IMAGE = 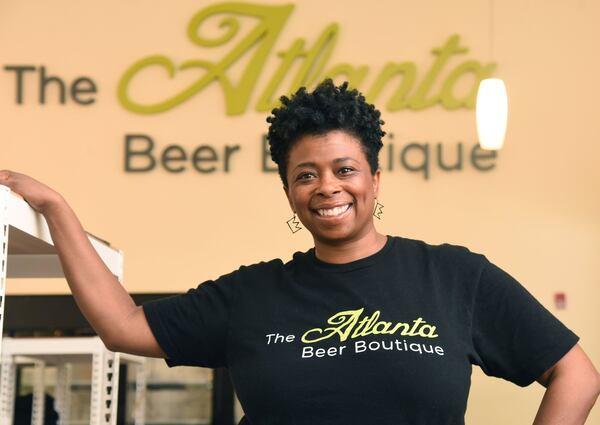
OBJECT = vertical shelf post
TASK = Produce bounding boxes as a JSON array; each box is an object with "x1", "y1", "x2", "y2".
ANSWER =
[
  {"x1": 0, "y1": 353, "x2": 16, "y2": 425},
  {"x1": 55, "y1": 363, "x2": 72, "y2": 425},
  {"x1": 0, "y1": 187, "x2": 10, "y2": 359},
  {"x1": 30, "y1": 359, "x2": 46, "y2": 425},
  {"x1": 133, "y1": 362, "x2": 146, "y2": 425}
]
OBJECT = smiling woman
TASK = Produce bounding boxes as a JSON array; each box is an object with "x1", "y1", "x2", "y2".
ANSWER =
[
  {"x1": 267, "y1": 79, "x2": 388, "y2": 263},
  {"x1": 282, "y1": 130, "x2": 385, "y2": 261},
  {"x1": 1, "y1": 79, "x2": 598, "y2": 425},
  {"x1": 144, "y1": 80, "x2": 597, "y2": 425}
]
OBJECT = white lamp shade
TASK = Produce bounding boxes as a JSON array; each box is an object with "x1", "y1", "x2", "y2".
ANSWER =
[{"x1": 476, "y1": 78, "x2": 508, "y2": 150}]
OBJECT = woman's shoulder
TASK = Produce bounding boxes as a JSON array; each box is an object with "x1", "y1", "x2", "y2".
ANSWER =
[
  {"x1": 389, "y1": 234, "x2": 488, "y2": 268},
  {"x1": 234, "y1": 257, "x2": 287, "y2": 276}
]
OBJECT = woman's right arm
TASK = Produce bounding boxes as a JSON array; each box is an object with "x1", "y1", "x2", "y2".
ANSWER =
[{"x1": 0, "y1": 170, "x2": 166, "y2": 358}]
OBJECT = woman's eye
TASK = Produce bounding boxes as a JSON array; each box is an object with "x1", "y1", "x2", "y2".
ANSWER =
[
  {"x1": 339, "y1": 167, "x2": 354, "y2": 174},
  {"x1": 297, "y1": 172, "x2": 314, "y2": 180}
]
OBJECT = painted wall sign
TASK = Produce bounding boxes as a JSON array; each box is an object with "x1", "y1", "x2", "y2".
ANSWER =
[
  {"x1": 1, "y1": 1, "x2": 500, "y2": 180},
  {"x1": 117, "y1": 3, "x2": 496, "y2": 115}
]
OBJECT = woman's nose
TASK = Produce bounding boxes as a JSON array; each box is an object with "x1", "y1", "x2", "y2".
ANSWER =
[{"x1": 316, "y1": 171, "x2": 341, "y2": 196}]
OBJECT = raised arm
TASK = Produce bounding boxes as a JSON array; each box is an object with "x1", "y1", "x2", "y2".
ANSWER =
[{"x1": 0, "y1": 170, "x2": 165, "y2": 358}]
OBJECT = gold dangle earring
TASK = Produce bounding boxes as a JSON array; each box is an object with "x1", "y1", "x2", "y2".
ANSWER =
[
  {"x1": 373, "y1": 198, "x2": 384, "y2": 219},
  {"x1": 286, "y1": 212, "x2": 302, "y2": 233}
]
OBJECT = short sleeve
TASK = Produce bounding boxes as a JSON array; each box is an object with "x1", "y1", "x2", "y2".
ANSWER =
[
  {"x1": 470, "y1": 256, "x2": 579, "y2": 387},
  {"x1": 142, "y1": 268, "x2": 239, "y2": 369}
]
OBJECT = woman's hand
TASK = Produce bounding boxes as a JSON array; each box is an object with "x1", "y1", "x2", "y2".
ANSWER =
[{"x1": 0, "y1": 170, "x2": 64, "y2": 214}]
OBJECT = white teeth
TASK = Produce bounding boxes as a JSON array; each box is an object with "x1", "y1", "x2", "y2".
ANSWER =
[{"x1": 317, "y1": 204, "x2": 350, "y2": 217}]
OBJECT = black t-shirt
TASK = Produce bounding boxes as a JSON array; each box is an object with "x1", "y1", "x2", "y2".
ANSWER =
[{"x1": 143, "y1": 235, "x2": 579, "y2": 425}]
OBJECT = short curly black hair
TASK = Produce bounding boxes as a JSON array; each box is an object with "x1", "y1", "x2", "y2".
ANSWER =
[{"x1": 266, "y1": 79, "x2": 385, "y2": 188}]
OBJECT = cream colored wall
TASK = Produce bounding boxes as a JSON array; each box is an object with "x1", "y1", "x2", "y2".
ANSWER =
[{"x1": 1, "y1": 0, "x2": 599, "y2": 423}]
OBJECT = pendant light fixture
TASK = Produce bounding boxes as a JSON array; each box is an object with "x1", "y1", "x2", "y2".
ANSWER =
[{"x1": 476, "y1": 0, "x2": 508, "y2": 150}]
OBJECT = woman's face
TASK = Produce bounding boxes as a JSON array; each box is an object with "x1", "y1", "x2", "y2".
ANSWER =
[{"x1": 284, "y1": 130, "x2": 380, "y2": 244}]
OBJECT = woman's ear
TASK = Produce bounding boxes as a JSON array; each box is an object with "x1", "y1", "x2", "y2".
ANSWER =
[
  {"x1": 283, "y1": 185, "x2": 294, "y2": 212},
  {"x1": 373, "y1": 168, "x2": 381, "y2": 198}
]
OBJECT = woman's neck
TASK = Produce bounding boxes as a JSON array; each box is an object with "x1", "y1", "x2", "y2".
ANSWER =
[{"x1": 313, "y1": 230, "x2": 388, "y2": 264}]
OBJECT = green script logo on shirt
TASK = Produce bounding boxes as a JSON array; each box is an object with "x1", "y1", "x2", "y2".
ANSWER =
[{"x1": 301, "y1": 308, "x2": 439, "y2": 344}]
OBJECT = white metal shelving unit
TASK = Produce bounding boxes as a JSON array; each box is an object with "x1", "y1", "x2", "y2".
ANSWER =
[
  {"x1": 2, "y1": 337, "x2": 146, "y2": 425},
  {"x1": 0, "y1": 186, "x2": 146, "y2": 425}
]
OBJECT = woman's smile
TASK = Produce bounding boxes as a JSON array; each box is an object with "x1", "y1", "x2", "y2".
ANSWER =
[{"x1": 313, "y1": 202, "x2": 352, "y2": 217}]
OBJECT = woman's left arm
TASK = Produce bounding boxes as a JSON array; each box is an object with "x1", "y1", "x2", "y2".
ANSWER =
[{"x1": 533, "y1": 344, "x2": 600, "y2": 424}]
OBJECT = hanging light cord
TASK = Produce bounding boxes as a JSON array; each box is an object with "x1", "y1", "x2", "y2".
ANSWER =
[{"x1": 489, "y1": 0, "x2": 495, "y2": 61}]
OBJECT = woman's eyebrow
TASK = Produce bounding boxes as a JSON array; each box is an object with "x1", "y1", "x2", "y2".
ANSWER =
[
  {"x1": 333, "y1": 157, "x2": 359, "y2": 164},
  {"x1": 293, "y1": 157, "x2": 359, "y2": 171}
]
